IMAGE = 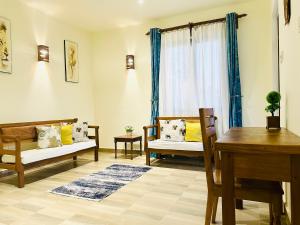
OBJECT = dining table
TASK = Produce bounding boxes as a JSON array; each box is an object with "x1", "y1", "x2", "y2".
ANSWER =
[{"x1": 215, "y1": 127, "x2": 300, "y2": 225}]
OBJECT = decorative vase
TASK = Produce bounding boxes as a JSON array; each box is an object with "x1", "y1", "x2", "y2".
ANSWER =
[
  {"x1": 266, "y1": 116, "x2": 280, "y2": 129},
  {"x1": 126, "y1": 131, "x2": 133, "y2": 136}
]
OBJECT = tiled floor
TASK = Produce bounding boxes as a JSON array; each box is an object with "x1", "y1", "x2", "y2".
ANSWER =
[{"x1": 0, "y1": 152, "x2": 287, "y2": 225}]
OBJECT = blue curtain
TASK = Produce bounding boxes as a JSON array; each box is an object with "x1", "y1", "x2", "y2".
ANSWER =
[
  {"x1": 226, "y1": 13, "x2": 243, "y2": 128},
  {"x1": 150, "y1": 28, "x2": 161, "y2": 135}
]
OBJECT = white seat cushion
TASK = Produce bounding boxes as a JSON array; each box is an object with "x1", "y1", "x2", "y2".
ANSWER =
[
  {"x1": 148, "y1": 139, "x2": 203, "y2": 151},
  {"x1": 2, "y1": 140, "x2": 96, "y2": 164}
]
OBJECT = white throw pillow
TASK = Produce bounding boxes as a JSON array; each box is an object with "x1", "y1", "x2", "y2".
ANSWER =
[
  {"x1": 73, "y1": 122, "x2": 89, "y2": 143},
  {"x1": 160, "y1": 119, "x2": 186, "y2": 142},
  {"x1": 36, "y1": 126, "x2": 62, "y2": 149}
]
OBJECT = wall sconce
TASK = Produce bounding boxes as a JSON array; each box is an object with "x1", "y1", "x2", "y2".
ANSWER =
[
  {"x1": 126, "y1": 55, "x2": 135, "y2": 69},
  {"x1": 38, "y1": 45, "x2": 49, "y2": 62}
]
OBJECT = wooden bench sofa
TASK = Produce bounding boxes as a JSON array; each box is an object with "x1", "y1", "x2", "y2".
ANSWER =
[
  {"x1": 0, "y1": 118, "x2": 99, "y2": 188},
  {"x1": 143, "y1": 116, "x2": 203, "y2": 166}
]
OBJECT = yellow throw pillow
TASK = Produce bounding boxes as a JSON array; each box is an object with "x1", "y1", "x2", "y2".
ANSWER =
[
  {"x1": 185, "y1": 121, "x2": 202, "y2": 142},
  {"x1": 61, "y1": 125, "x2": 73, "y2": 145}
]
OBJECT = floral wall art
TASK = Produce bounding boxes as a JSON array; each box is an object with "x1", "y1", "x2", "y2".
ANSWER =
[
  {"x1": 64, "y1": 40, "x2": 79, "y2": 83},
  {"x1": 0, "y1": 17, "x2": 12, "y2": 74}
]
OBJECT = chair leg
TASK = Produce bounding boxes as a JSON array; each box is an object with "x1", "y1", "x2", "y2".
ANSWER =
[
  {"x1": 269, "y1": 204, "x2": 274, "y2": 225},
  {"x1": 212, "y1": 197, "x2": 218, "y2": 223},
  {"x1": 236, "y1": 199, "x2": 243, "y2": 209},
  {"x1": 272, "y1": 198, "x2": 282, "y2": 225},
  {"x1": 205, "y1": 192, "x2": 214, "y2": 225}
]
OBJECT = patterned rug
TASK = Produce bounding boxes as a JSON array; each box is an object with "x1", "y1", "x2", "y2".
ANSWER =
[{"x1": 50, "y1": 164, "x2": 151, "y2": 201}]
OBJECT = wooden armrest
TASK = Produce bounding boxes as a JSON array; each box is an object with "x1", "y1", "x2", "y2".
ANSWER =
[
  {"x1": 143, "y1": 124, "x2": 158, "y2": 130},
  {"x1": 143, "y1": 125, "x2": 158, "y2": 149},
  {"x1": 88, "y1": 125, "x2": 99, "y2": 129},
  {"x1": 0, "y1": 135, "x2": 21, "y2": 164},
  {"x1": 87, "y1": 125, "x2": 99, "y2": 148}
]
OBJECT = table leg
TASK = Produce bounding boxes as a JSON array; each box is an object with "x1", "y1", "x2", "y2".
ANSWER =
[
  {"x1": 221, "y1": 152, "x2": 236, "y2": 225},
  {"x1": 236, "y1": 199, "x2": 243, "y2": 209},
  {"x1": 140, "y1": 139, "x2": 142, "y2": 156},
  {"x1": 291, "y1": 155, "x2": 300, "y2": 225},
  {"x1": 125, "y1": 142, "x2": 127, "y2": 156},
  {"x1": 131, "y1": 141, "x2": 133, "y2": 160},
  {"x1": 114, "y1": 141, "x2": 117, "y2": 159}
]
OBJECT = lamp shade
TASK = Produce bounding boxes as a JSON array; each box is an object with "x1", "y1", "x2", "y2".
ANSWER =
[
  {"x1": 38, "y1": 45, "x2": 49, "y2": 62},
  {"x1": 126, "y1": 55, "x2": 135, "y2": 69}
]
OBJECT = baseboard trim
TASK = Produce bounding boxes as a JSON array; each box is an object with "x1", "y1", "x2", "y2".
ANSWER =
[{"x1": 99, "y1": 148, "x2": 114, "y2": 153}]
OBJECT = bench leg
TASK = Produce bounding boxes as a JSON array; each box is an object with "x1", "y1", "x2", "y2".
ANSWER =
[
  {"x1": 94, "y1": 147, "x2": 99, "y2": 162},
  {"x1": 236, "y1": 199, "x2": 243, "y2": 209},
  {"x1": 17, "y1": 167, "x2": 25, "y2": 188},
  {"x1": 146, "y1": 150, "x2": 150, "y2": 166}
]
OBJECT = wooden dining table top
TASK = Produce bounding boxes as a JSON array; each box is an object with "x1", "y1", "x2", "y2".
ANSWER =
[{"x1": 215, "y1": 127, "x2": 300, "y2": 155}]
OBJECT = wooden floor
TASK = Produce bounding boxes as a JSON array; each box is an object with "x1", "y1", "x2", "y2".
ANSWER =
[{"x1": 0, "y1": 151, "x2": 287, "y2": 225}]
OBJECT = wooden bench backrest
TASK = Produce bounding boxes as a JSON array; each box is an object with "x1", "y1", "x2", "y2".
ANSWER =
[
  {"x1": 0, "y1": 118, "x2": 78, "y2": 142},
  {"x1": 155, "y1": 116, "x2": 200, "y2": 139}
]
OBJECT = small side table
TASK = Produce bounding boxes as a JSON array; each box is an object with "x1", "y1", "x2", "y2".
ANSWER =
[{"x1": 114, "y1": 135, "x2": 142, "y2": 160}]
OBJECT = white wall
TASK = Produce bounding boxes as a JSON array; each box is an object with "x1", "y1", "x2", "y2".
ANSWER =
[
  {"x1": 92, "y1": 0, "x2": 274, "y2": 148},
  {"x1": 278, "y1": 0, "x2": 300, "y2": 219},
  {"x1": 92, "y1": 23, "x2": 154, "y2": 149},
  {"x1": 0, "y1": 0, "x2": 95, "y2": 124},
  {"x1": 0, "y1": 0, "x2": 275, "y2": 150}
]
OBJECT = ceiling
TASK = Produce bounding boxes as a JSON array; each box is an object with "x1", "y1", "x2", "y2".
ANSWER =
[{"x1": 20, "y1": 0, "x2": 250, "y2": 32}]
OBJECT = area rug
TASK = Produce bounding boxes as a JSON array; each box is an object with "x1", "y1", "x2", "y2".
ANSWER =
[{"x1": 50, "y1": 164, "x2": 151, "y2": 201}]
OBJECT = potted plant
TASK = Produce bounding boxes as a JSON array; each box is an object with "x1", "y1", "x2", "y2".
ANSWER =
[
  {"x1": 125, "y1": 126, "x2": 134, "y2": 136},
  {"x1": 265, "y1": 91, "x2": 281, "y2": 129}
]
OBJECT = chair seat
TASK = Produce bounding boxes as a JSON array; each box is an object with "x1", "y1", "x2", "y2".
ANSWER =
[
  {"x1": 213, "y1": 169, "x2": 283, "y2": 200},
  {"x1": 2, "y1": 140, "x2": 96, "y2": 164},
  {"x1": 148, "y1": 139, "x2": 203, "y2": 151},
  {"x1": 238, "y1": 179, "x2": 284, "y2": 194}
]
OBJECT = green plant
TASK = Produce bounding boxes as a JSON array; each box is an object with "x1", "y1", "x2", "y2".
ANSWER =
[
  {"x1": 265, "y1": 91, "x2": 281, "y2": 117},
  {"x1": 125, "y1": 126, "x2": 134, "y2": 132}
]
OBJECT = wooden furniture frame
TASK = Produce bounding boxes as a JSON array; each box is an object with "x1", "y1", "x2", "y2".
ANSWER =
[
  {"x1": 200, "y1": 108, "x2": 283, "y2": 225},
  {"x1": 143, "y1": 116, "x2": 203, "y2": 166},
  {"x1": 0, "y1": 118, "x2": 99, "y2": 188},
  {"x1": 114, "y1": 135, "x2": 142, "y2": 160},
  {"x1": 215, "y1": 127, "x2": 300, "y2": 225}
]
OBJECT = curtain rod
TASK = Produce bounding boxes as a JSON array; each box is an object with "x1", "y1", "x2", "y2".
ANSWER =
[{"x1": 145, "y1": 13, "x2": 247, "y2": 35}]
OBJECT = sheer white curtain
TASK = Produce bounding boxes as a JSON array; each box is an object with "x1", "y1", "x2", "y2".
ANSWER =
[
  {"x1": 159, "y1": 29, "x2": 197, "y2": 116},
  {"x1": 193, "y1": 22, "x2": 229, "y2": 134},
  {"x1": 159, "y1": 23, "x2": 229, "y2": 134}
]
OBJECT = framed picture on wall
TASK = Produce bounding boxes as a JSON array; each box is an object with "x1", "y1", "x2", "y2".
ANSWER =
[
  {"x1": 64, "y1": 40, "x2": 79, "y2": 83},
  {"x1": 0, "y1": 17, "x2": 12, "y2": 74}
]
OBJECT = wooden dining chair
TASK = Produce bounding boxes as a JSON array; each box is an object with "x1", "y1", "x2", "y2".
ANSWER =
[{"x1": 199, "y1": 108, "x2": 283, "y2": 225}]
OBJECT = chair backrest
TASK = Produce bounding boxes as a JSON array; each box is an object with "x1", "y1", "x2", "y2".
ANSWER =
[
  {"x1": 155, "y1": 116, "x2": 200, "y2": 139},
  {"x1": 199, "y1": 108, "x2": 220, "y2": 189},
  {"x1": 0, "y1": 118, "x2": 78, "y2": 143}
]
